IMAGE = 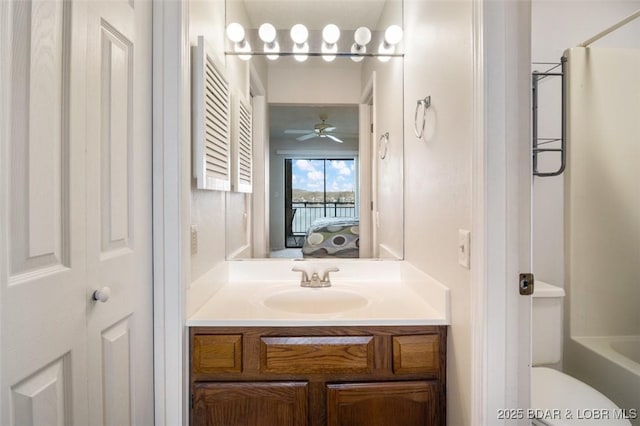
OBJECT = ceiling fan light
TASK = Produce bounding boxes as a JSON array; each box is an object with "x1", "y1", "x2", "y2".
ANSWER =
[
  {"x1": 384, "y1": 24, "x2": 403, "y2": 45},
  {"x1": 226, "y1": 22, "x2": 245, "y2": 43},
  {"x1": 322, "y1": 24, "x2": 341, "y2": 45},
  {"x1": 290, "y1": 24, "x2": 309, "y2": 45},
  {"x1": 258, "y1": 23, "x2": 277, "y2": 43},
  {"x1": 354, "y1": 26, "x2": 372, "y2": 46},
  {"x1": 321, "y1": 42, "x2": 337, "y2": 62},
  {"x1": 350, "y1": 43, "x2": 365, "y2": 62}
]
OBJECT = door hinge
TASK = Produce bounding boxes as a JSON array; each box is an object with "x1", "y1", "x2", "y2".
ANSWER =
[
  {"x1": 191, "y1": 393, "x2": 194, "y2": 409},
  {"x1": 519, "y1": 273, "x2": 534, "y2": 295},
  {"x1": 370, "y1": 201, "x2": 374, "y2": 211},
  {"x1": 370, "y1": 123, "x2": 374, "y2": 133}
]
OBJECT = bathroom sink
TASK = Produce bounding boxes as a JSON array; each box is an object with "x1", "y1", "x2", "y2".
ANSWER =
[{"x1": 262, "y1": 288, "x2": 369, "y2": 314}]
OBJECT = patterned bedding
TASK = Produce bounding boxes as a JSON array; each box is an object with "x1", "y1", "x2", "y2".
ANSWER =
[{"x1": 301, "y1": 217, "x2": 359, "y2": 258}]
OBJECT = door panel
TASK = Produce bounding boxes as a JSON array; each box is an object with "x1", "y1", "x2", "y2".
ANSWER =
[
  {"x1": 1, "y1": 1, "x2": 152, "y2": 425},
  {"x1": 85, "y1": 1, "x2": 153, "y2": 426},
  {"x1": 1, "y1": 1, "x2": 88, "y2": 425},
  {"x1": 326, "y1": 381, "x2": 439, "y2": 426},
  {"x1": 193, "y1": 382, "x2": 309, "y2": 426}
]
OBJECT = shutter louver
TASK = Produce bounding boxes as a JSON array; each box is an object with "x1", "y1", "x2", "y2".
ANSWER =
[
  {"x1": 192, "y1": 36, "x2": 231, "y2": 191},
  {"x1": 233, "y1": 95, "x2": 253, "y2": 193}
]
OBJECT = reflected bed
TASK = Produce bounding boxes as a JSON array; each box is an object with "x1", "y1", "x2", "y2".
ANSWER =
[{"x1": 301, "y1": 217, "x2": 359, "y2": 258}]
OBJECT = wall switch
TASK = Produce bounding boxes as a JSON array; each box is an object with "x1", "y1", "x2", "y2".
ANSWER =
[
  {"x1": 458, "y1": 229, "x2": 470, "y2": 269},
  {"x1": 190, "y1": 225, "x2": 198, "y2": 255}
]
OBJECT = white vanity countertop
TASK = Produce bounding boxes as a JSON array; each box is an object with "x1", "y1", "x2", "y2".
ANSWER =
[{"x1": 186, "y1": 260, "x2": 450, "y2": 327}]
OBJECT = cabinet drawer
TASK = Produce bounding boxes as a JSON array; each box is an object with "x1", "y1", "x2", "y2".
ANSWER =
[
  {"x1": 261, "y1": 336, "x2": 374, "y2": 374},
  {"x1": 392, "y1": 334, "x2": 440, "y2": 375},
  {"x1": 193, "y1": 382, "x2": 308, "y2": 426},
  {"x1": 193, "y1": 334, "x2": 242, "y2": 374}
]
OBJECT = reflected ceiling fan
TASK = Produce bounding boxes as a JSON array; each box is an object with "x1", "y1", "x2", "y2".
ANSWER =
[{"x1": 284, "y1": 114, "x2": 344, "y2": 143}]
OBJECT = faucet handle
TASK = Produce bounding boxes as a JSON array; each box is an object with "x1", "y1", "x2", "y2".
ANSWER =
[
  {"x1": 292, "y1": 267, "x2": 309, "y2": 283},
  {"x1": 322, "y1": 267, "x2": 340, "y2": 283}
]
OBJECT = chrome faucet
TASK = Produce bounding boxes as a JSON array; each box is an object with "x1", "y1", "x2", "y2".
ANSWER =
[{"x1": 292, "y1": 267, "x2": 340, "y2": 288}]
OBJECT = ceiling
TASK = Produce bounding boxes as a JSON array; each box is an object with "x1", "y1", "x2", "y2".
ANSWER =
[
  {"x1": 237, "y1": 0, "x2": 389, "y2": 30},
  {"x1": 269, "y1": 105, "x2": 359, "y2": 144}
]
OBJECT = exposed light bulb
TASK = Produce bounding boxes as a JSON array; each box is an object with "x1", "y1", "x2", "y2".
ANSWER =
[
  {"x1": 264, "y1": 40, "x2": 280, "y2": 60},
  {"x1": 350, "y1": 43, "x2": 365, "y2": 62},
  {"x1": 226, "y1": 22, "x2": 245, "y2": 43},
  {"x1": 322, "y1": 42, "x2": 337, "y2": 62},
  {"x1": 354, "y1": 26, "x2": 372, "y2": 46},
  {"x1": 235, "y1": 40, "x2": 252, "y2": 61},
  {"x1": 292, "y1": 42, "x2": 309, "y2": 62},
  {"x1": 322, "y1": 24, "x2": 340, "y2": 45},
  {"x1": 377, "y1": 41, "x2": 393, "y2": 62},
  {"x1": 258, "y1": 23, "x2": 277, "y2": 43},
  {"x1": 290, "y1": 24, "x2": 309, "y2": 45},
  {"x1": 384, "y1": 25, "x2": 403, "y2": 45}
]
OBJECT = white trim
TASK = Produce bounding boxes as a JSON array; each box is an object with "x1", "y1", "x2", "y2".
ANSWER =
[
  {"x1": 249, "y1": 62, "x2": 268, "y2": 257},
  {"x1": 152, "y1": 1, "x2": 189, "y2": 425},
  {"x1": 0, "y1": 1, "x2": 9, "y2": 419},
  {"x1": 471, "y1": 0, "x2": 487, "y2": 423},
  {"x1": 359, "y1": 73, "x2": 375, "y2": 259},
  {"x1": 474, "y1": 1, "x2": 533, "y2": 425}
]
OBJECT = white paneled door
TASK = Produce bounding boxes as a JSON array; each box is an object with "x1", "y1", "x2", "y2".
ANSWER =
[{"x1": 0, "y1": 1, "x2": 153, "y2": 425}]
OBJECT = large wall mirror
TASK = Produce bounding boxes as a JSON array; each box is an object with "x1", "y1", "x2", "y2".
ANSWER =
[{"x1": 223, "y1": 0, "x2": 404, "y2": 260}]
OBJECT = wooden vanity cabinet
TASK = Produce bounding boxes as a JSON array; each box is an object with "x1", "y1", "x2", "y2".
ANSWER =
[{"x1": 190, "y1": 325, "x2": 447, "y2": 426}]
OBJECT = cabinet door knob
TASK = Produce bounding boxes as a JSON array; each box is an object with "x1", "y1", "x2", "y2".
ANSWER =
[{"x1": 92, "y1": 286, "x2": 111, "y2": 303}]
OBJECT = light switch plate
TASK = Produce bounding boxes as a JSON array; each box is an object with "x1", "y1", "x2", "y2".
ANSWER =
[{"x1": 458, "y1": 229, "x2": 470, "y2": 269}]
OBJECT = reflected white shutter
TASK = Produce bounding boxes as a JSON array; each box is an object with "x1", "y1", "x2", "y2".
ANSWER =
[
  {"x1": 192, "y1": 36, "x2": 231, "y2": 191},
  {"x1": 233, "y1": 95, "x2": 253, "y2": 193}
]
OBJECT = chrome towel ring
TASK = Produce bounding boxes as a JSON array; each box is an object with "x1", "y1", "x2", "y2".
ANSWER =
[
  {"x1": 414, "y1": 96, "x2": 431, "y2": 139},
  {"x1": 378, "y1": 132, "x2": 389, "y2": 159}
]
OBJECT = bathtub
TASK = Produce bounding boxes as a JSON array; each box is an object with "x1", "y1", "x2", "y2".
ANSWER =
[{"x1": 567, "y1": 336, "x2": 640, "y2": 425}]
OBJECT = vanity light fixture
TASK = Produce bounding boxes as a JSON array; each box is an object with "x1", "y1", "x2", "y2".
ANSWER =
[
  {"x1": 225, "y1": 22, "x2": 403, "y2": 61},
  {"x1": 321, "y1": 24, "x2": 340, "y2": 62},
  {"x1": 350, "y1": 26, "x2": 371, "y2": 63},
  {"x1": 290, "y1": 24, "x2": 309, "y2": 62},
  {"x1": 259, "y1": 23, "x2": 279, "y2": 60},
  {"x1": 226, "y1": 22, "x2": 252, "y2": 61},
  {"x1": 378, "y1": 24, "x2": 403, "y2": 62}
]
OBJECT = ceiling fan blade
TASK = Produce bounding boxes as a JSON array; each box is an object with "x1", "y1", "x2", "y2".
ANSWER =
[
  {"x1": 296, "y1": 133, "x2": 317, "y2": 141},
  {"x1": 284, "y1": 129, "x2": 312, "y2": 134},
  {"x1": 326, "y1": 134, "x2": 344, "y2": 143},
  {"x1": 324, "y1": 126, "x2": 337, "y2": 132}
]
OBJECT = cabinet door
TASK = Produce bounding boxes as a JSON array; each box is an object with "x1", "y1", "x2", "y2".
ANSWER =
[
  {"x1": 193, "y1": 382, "x2": 308, "y2": 426},
  {"x1": 326, "y1": 381, "x2": 440, "y2": 426}
]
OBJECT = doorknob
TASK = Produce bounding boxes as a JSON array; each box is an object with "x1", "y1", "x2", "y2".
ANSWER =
[{"x1": 92, "y1": 287, "x2": 111, "y2": 303}]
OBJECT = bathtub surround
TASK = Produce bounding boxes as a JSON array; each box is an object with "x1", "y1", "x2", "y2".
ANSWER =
[{"x1": 563, "y1": 47, "x2": 640, "y2": 423}]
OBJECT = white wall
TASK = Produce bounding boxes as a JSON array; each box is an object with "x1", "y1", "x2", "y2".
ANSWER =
[
  {"x1": 188, "y1": 1, "x2": 268, "y2": 284},
  {"x1": 531, "y1": 0, "x2": 640, "y2": 288},
  {"x1": 403, "y1": 1, "x2": 473, "y2": 424},
  {"x1": 361, "y1": 0, "x2": 404, "y2": 259},
  {"x1": 268, "y1": 59, "x2": 362, "y2": 104}
]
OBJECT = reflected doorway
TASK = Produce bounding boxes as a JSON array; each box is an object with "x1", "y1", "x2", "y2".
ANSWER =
[{"x1": 284, "y1": 158, "x2": 357, "y2": 248}]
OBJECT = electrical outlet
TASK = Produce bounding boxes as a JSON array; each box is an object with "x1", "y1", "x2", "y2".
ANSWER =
[
  {"x1": 190, "y1": 225, "x2": 198, "y2": 255},
  {"x1": 458, "y1": 229, "x2": 470, "y2": 269}
]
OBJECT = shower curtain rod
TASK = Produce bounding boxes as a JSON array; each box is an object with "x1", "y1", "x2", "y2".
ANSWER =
[{"x1": 579, "y1": 8, "x2": 640, "y2": 47}]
